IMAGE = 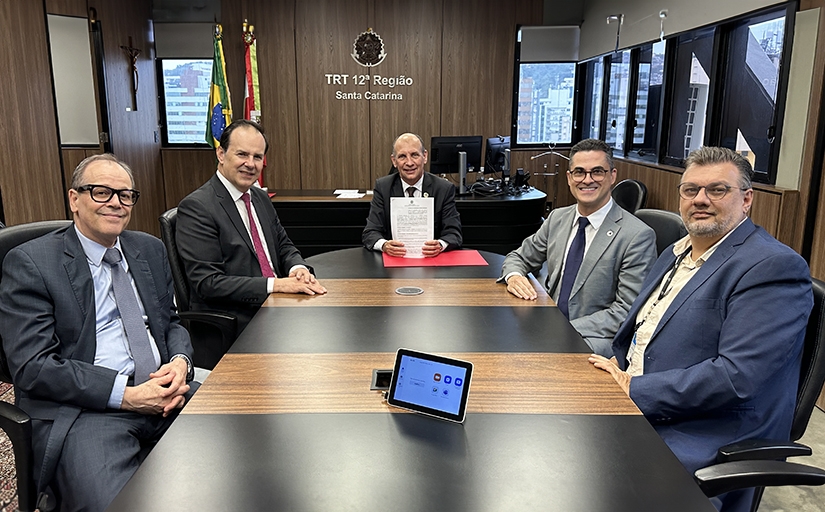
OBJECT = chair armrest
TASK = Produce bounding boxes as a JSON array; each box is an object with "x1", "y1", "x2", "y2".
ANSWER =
[
  {"x1": 0, "y1": 401, "x2": 36, "y2": 512},
  {"x1": 695, "y1": 460, "x2": 825, "y2": 497},
  {"x1": 180, "y1": 310, "x2": 237, "y2": 335},
  {"x1": 717, "y1": 439, "x2": 812, "y2": 462}
]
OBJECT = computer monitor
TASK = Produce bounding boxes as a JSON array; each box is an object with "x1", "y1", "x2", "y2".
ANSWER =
[
  {"x1": 429, "y1": 136, "x2": 483, "y2": 174},
  {"x1": 484, "y1": 136, "x2": 510, "y2": 175}
]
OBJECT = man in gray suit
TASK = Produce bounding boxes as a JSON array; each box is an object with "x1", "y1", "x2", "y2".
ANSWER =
[
  {"x1": 0, "y1": 154, "x2": 195, "y2": 511},
  {"x1": 500, "y1": 139, "x2": 657, "y2": 356}
]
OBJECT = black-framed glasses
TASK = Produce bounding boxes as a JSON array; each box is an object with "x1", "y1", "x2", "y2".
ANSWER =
[
  {"x1": 76, "y1": 184, "x2": 140, "y2": 206},
  {"x1": 677, "y1": 183, "x2": 749, "y2": 201},
  {"x1": 567, "y1": 167, "x2": 611, "y2": 182}
]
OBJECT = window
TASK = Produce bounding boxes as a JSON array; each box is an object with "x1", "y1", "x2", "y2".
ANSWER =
[
  {"x1": 629, "y1": 40, "x2": 666, "y2": 160},
  {"x1": 514, "y1": 62, "x2": 577, "y2": 146},
  {"x1": 661, "y1": 28, "x2": 715, "y2": 165},
  {"x1": 717, "y1": 10, "x2": 789, "y2": 182},
  {"x1": 579, "y1": 58, "x2": 606, "y2": 140},
  {"x1": 605, "y1": 50, "x2": 631, "y2": 153},
  {"x1": 158, "y1": 58, "x2": 213, "y2": 145}
]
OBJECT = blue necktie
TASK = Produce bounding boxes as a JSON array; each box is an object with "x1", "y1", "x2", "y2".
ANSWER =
[
  {"x1": 103, "y1": 248, "x2": 156, "y2": 384},
  {"x1": 557, "y1": 217, "x2": 589, "y2": 319}
]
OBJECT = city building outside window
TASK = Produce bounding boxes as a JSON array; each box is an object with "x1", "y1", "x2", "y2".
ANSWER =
[{"x1": 159, "y1": 58, "x2": 213, "y2": 145}]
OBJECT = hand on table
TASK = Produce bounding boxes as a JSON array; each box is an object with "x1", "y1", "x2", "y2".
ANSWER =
[
  {"x1": 588, "y1": 354, "x2": 631, "y2": 396},
  {"x1": 276, "y1": 270, "x2": 327, "y2": 295},
  {"x1": 422, "y1": 240, "x2": 443, "y2": 258},
  {"x1": 382, "y1": 240, "x2": 406, "y2": 257},
  {"x1": 506, "y1": 274, "x2": 538, "y2": 300}
]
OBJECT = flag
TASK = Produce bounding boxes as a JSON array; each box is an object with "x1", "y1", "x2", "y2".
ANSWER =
[
  {"x1": 243, "y1": 20, "x2": 265, "y2": 186},
  {"x1": 206, "y1": 23, "x2": 232, "y2": 148}
]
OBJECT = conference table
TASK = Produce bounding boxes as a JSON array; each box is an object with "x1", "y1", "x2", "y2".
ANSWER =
[{"x1": 107, "y1": 249, "x2": 715, "y2": 511}]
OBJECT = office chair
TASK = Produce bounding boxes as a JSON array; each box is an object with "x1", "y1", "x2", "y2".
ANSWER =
[
  {"x1": 634, "y1": 208, "x2": 688, "y2": 255},
  {"x1": 0, "y1": 220, "x2": 72, "y2": 512},
  {"x1": 159, "y1": 208, "x2": 236, "y2": 369},
  {"x1": 611, "y1": 179, "x2": 647, "y2": 214},
  {"x1": 694, "y1": 277, "x2": 825, "y2": 510}
]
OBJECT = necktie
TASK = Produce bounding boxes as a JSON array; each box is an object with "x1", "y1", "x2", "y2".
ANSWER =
[
  {"x1": 557, "y1": 217, "x2": 589, "y2": 319},
  {"x1": 242, "y1": 192, "x2": 275, "y2": 278},
  {"x1": 407, "y1": 187, "x2": 416, "y2": 197},
  {"x1": 103, "y1": 248, "x2": 156, "y2": 384}
]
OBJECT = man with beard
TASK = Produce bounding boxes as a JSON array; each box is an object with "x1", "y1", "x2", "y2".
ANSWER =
[{"x1": 590, "y1": 146, "x2": 812, "y2": 512}]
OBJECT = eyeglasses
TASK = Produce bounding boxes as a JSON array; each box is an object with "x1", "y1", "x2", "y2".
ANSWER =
[
  {"x1": 76, "y1": 184, "x2": 140, "y2": 206},
  {"x1": 677, "y1": 183, "x2": 749, "y2": 201},
  {"x1": 567, "y1": 167, "x2": 610, "y2": 182}
]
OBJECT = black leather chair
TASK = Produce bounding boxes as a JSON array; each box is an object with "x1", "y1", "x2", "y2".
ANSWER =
[
  {"x1": 694, "y1": 277, "x2": 825, "y2": 510},
  {"x1": 0, "y1": 220, "x2": 72, "y2": 512},
  {"x1": 634, "y1": 208, "x2": 688, "y2": 255},
  {"x1": 612, "y1": 179, "x2": 647, "y2": 214},
  {"x1": 159, "y1": 208, "x2": 236, "y2": 370}
]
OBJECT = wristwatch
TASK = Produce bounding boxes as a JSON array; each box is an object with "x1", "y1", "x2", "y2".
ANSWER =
[{"x1": 170, "y1": 354, "x2": 195, "y2": 382}]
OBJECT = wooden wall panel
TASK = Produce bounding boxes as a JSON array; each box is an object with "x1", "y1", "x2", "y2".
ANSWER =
[
  {"x1": 220, "y1": 0, "x2": 302, "y2": 191},
  {"x1": 0, "y1": 0, "x2": 66, "y2": 225},
  {"x1": 294, "y1": 0, "x2": 371, "y2": 189},
  {"x1": 161, "y1": 149, "x2": 218, "y2": 209},
  {"x1": 370, "y1": 0, "x2": 443, "y2": 187},
  {"x1": 440, "y1": 0, "x2": 519, "y2": 139},
  {"x1": 46, "y1": 0, "x2": 86, "y2": 17},
  {"x1": 89, "y1": 0, "x2": 163, "y2": 236}
]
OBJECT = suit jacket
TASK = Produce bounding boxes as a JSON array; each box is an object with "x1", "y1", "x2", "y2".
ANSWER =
[
  {"x1": 362, "y1": 172, "x2": 463, "y2": 250},
  {"x1": 0, "y1": 225, "x2": 191, "y2": 489},
  {"x1": 613, "y1": 218, "x2": 812, "y2": 475},
  {"x1": 500, "y1": 201, "x2": 657, "y2": 355},
  {"x1": 176, "y1": 173, "x2": 310, "y2": 333}
]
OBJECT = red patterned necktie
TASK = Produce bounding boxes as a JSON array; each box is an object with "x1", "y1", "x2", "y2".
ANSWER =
[{"x1": 241, "y1": 192, "x2": 275, "y2": 278}]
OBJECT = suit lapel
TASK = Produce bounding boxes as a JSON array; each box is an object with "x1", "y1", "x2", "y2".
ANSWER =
[
  {"x1": 211, "y1": 175, "x2": 255, "y2": 254},
  {"x1": 121, "y1": 237, "x2": 168, "y2": 359},
  {"x1": 571, "y1": 203, "x2": 622, "y2": 298},
  {"x1": 545, "y1": 206, "x2": 577, "y2": 294},
  {"x1": 61, "y1": 227, "x2": 98, "y2": 363},
  {"x1": 650, "y1": 220, "x2": 756, "y2": 339}
]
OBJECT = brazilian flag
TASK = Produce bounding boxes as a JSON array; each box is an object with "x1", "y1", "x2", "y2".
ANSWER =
[{"x1": 206, "y1": 24, "x2": 232, "y2": 148}]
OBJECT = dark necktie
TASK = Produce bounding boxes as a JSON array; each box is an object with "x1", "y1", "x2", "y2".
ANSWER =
[
  {"x1": 557, "y1": 217, "x2": 589, "y2": 319},
  {"x1": 103, "y1": 248, "x2": 156, "y2": 384},
  {"x1": 242, "y1": 192, "x2": 275, "y2": 278},
  {"x1": 407, "y1": 187, "x2": 416, "y2": 197}
]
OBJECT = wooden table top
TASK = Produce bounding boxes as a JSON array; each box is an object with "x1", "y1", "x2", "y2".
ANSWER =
[
  {"x1": 184, "y1": 352, "x2": 639, "y2": 415},
  {"x1": 262, "y1": 277, "x2": 553, "y2": 307}
]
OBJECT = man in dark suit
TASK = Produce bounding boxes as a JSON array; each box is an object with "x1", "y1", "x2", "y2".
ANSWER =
[
  {"x1": 362, "y1": 133, "x2": 462, "y2": 257},
  {"x1": 177, "y1": 120, "x2": 326, "y2": 336},
  {"x1": 0, "y1": 154, "x2": 196, "y2": 511},
  {"x1": 590, "y1": 147, "x2": 812, "y2": 512}
]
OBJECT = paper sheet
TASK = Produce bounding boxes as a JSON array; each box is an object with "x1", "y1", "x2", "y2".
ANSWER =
[{"x1": 390, "y1": 197, "x2": 434, "y2": 258}]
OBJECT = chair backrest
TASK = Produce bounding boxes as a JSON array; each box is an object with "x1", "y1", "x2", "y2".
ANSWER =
[
  {"x1": 159, "y1": 208, "x2": 192, "y2": 312},
  {"x1": 0, "y1": 220, "x2": 73, "y2": 384},
  {"x1": 612, "y1": 179, "x2": 647, "y2": 214},
  {"x1": 634, "y1": 208, "x2": 688, "y2": 256},
  {"x1": 791, "y1": 277, "x2": 825, "y2": 441}
]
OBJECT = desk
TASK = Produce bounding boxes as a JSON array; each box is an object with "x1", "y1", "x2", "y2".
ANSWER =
[
  {"x1": 107, "y1": 250, "x2": 714, "y2": 512},
  {"x1": 272, "y1": 188, "x2": 546, "y2": 256}
]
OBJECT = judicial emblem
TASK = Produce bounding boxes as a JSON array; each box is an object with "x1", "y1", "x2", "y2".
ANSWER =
[{"x1": 352, "y1": 29, "x2": 386, "y2": 67}]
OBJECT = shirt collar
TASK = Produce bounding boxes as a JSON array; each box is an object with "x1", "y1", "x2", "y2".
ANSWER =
[
  {"x1": 574, "y1": 198, "x2": 613, "y2": 231},
  {"x1": 401, "y1": 175, "x2": 424, "y2": 194},
  {"x1": 215, "y1": 170, "x2": 246, "y2": 202},
  {"x1": 672, "y1": 216, "x2": 748, "y2": 264},
  {"x1": 74, "y1": 225, "x2": 125, "y2": 269}
]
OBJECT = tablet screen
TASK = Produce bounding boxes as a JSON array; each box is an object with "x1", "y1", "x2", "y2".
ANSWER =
[{"x1": 387, "y1": 349, "x2": 473, "y2": 423}]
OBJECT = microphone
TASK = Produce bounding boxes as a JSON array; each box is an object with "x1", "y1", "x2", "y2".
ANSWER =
[{"x1": 503, "y1": 149, "x2": 511, "y2": 180}]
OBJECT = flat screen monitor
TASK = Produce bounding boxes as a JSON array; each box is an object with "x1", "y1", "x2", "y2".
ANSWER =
[
  {"x1": 429, "y1": 136, "x2": 483, "y2": 174},
  {"x1": 484, "y1": 136, "x2": 510, "y2": 175}
]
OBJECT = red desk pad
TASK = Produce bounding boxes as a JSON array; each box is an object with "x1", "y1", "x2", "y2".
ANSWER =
[{"x1": 382, "y1": 249, "x2": 488, "y2": 267}]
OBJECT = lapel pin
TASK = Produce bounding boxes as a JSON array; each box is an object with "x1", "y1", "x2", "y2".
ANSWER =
[
  {"x1": 423, "y1": 192, "x2": 429, "y2": 198},
  {"x1": 607, "y1": 230, "x2": 614, "y2": 237}
]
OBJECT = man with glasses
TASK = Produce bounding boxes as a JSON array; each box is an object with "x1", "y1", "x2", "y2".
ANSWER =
[
  {"x1": 500, "y1": 138, "x2": 657, "y2": 356},
  {"x1": 0, "y1": 154, "x2": 196, "y2": 511},
  {"x1": 590, "y1": 146, "x2": 812, "y2": 512}
]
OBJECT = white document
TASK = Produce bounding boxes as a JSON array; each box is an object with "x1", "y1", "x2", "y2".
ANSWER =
[
  {"x1": 337, "y1": 192, "x2": 365, "y2": 199},
  {"x1": 333, "y1": 189, "x2": 359, "y2": 195},
  {"x1": 390, "y1": 197, "x2": 434, "y2": 258}
]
